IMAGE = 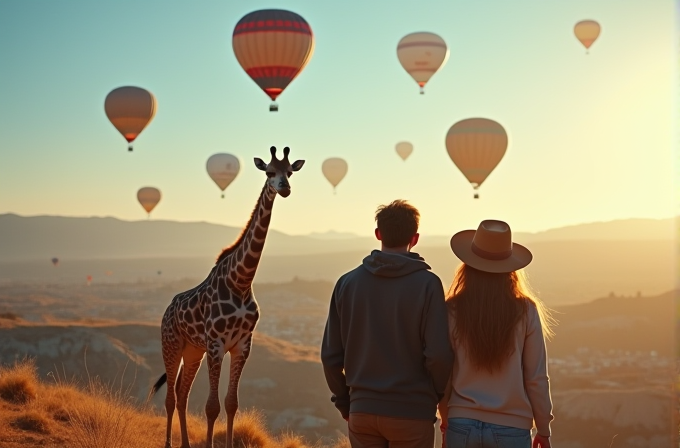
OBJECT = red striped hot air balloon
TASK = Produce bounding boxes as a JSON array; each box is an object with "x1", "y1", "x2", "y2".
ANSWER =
[
  {"x1": 232, "y1": 9, "x2": 315, "y2": 112},
  {"x1": 397, "y1": 32, "x2": 449, "y2": 94}
]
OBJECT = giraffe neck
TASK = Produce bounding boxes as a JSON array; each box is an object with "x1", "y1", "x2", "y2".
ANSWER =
[{"x1": 224, "y1": 181, "x2": 277, "y2": 290}]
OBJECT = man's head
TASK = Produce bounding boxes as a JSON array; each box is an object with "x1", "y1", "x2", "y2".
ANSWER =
[{"x1": 374, "y1": 200, "x2": 420, "y2": 251}]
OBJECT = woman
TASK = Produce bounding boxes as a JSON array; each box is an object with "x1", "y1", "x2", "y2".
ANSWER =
[{"x1": 439, "y1": 220, "x2": 555, "y2": 448}]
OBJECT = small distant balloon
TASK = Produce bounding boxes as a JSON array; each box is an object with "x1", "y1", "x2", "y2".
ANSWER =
[
  {"x1": 157, "y1": 271, "x2": 162, "y2": 276},
  {"x1": 397, "y1": 32, "x2": 449, "y2": 94},
  {"x1": 206, "y1": 153, "x2": 241, "y2": 198},
  {"x1": 395, "y1": 142, "x2": 413, "y2": 161},
  {"x1": 51, "y1": 257, "x2": 59, "y2": 267},
  {"x1": 105, "y1": 270, "x2": 113, "y2": 276},
  {"x1": 137, "y1": 187, "x2": 161, "y2": 217},
  {"x1": 105, "y1": 86, "x2": 157, "y2": 152},
  {"x1": 445, "y1": 118, "x2": 508, "y2": 199},
  {"x1": 321, "y1": 158, "x2": 348, "y2": 194},
  {"x1": 574, "y1": 20, "x2": 600, "y2": 53},
  {"x1": 86, "y1": 275, "x2": 92, "y2": 286}
]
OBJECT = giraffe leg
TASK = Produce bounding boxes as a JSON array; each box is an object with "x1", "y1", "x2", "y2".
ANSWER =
[
  {"x1": 176, "y1": 345, "x2": 205, "y2": 448},
  {"x1": 225, "y1": 334, "x2": 253, "y2": 448},
  {"x1": 161, "y1": 336, "x2": 183, "y2": 448},
  {"x1": 204, "y1": 339, "x2": 225, "y2": 448}
]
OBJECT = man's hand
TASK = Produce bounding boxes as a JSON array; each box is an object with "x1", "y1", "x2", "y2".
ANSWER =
[{"x1": 533, "y1": 434, "x2": 551, "y2": 448}]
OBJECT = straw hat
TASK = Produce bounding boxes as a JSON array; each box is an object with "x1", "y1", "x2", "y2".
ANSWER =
[{"x1": 450, "y1": 220, "x2": 532, "y2": 273}]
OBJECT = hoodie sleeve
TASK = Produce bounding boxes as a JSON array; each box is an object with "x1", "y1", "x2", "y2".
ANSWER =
[
  {"x1": 320, "y1": 281, "x2": 350, "y2": 418},
  {"x1": 422, "y1": 278, "x2": 454, "y2": 399},
  {"x1": 522, "y1": 303, "x2": 554, "y2": 437}
]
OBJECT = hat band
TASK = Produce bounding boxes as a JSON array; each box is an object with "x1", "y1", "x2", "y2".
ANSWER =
[{"x1": 471, "y1": 243, "x2": 513, "y2": 260}]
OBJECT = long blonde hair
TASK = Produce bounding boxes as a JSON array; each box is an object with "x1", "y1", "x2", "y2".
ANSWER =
[{"x1": 446, "y1": 263, "x2": 556, "y2": 373}]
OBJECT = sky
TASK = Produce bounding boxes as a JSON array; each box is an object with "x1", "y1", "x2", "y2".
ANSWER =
[{"x1": 0, "y1": 0, "x2": 676, "y2": 237}]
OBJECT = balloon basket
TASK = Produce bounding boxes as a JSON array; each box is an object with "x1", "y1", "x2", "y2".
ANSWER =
[
  {"x1": 221, "y1": 194, "x2": 225, "y2": 199},
  {"x1": 473, "y1": 193, "x2": 479, "y2": 199},
  {"x1": 128, "y1": 145, "x2": 133, "y2": 152},
  {"x1": 269, "y1": 102, "x2": 279, "y2": 112}
]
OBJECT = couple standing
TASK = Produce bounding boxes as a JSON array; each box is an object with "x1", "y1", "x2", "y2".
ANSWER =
[{"x1": 321, "y1": 200, "x2": 554, "y2": 448}]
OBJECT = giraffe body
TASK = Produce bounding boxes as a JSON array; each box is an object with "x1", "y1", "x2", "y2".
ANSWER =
[{"x1": 149, "y1": 147, "x2": 304, "y2": 448}]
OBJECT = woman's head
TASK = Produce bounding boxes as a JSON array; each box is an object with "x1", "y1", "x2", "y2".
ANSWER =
[{"x1": 446, "y1": 263, "x2": 555, "y2": 374}]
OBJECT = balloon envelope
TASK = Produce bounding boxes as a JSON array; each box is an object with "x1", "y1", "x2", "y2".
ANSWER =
[
  {"x1": 206, "y1": 153, "x2": 240, "y2": 193},
  {"x1": 574, "y1": 20, "x2": 600, "y2": 50},
  {"x1": 51, "y1": 257, "x2": 59, "y2": 266},
  {"x1": 445, "y1": 118, "x2": 507, "y2": 190},
  {"x1": 232, "y1": 9, "x2": 315, "y2": 110},
  {"x1": 105, "y1": 87, "x2": 156, "y2": 150},
  {"x1": 395, "y1": 142, "x2": 413, "y2": 161},
  {"x1": 397, "y1": 32, "x2": 449, "y2": 93},
  {"x1": 137, "y1": 187, "x2": 161, "y2": 215},
  {"x1": 322, "y1": 158, "x2": 348, "y2": 189}
]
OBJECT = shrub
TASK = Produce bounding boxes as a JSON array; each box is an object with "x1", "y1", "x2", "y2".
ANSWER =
[
  {"x1": 0, "y1": 359, "x2": 39, "y2": 404},
  {"x1": 10, "y1": 409, "x2": 50, "y2": 433}
]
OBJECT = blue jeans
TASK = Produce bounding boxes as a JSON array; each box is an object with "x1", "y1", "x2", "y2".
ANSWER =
[{"x1": 446, "y1": 418, "x2": 531, "y2": 448}]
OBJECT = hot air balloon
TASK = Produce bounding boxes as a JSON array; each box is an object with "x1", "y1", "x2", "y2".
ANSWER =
[
  {"x1": 232, "y1": 9, "x2": 315, "y2": 112},
  {"x1": 395, "y1": 142, "x2": 413, "y2": 161},
  {"x1": 137, "y1": 187, "x2": 161, "y2": 217},
  {"x1": 51, "y1": 257, "x2": 59, "y2": 267},
  {"x1": 321, "y1": 158, "x2": 348, "y2": 194},
  {"x1": 105, "y1": 86, "x2": 157, "y2": 151},
  {"x1": 445, "y1": 118, "x2": 508, "y2": 199},
  {"x1": 574, "y1": 20, "x2": 600, "y2": 53},
  {"x1": 86, "y1": 275, "x2": 92, "y2": 286},
  {"x1": 206, "y1": 153, "x2": 241, "y2": 198},
  {"x1": 397, "y1": 32, "x2": 449, "y2": 94}
]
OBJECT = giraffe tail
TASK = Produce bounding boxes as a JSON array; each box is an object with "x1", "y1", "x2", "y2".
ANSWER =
[{"x1": 147, "y1": 373, "x2": 167, "y2": 402}]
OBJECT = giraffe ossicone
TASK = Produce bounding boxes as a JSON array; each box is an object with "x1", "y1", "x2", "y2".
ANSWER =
[{"x1": 148, "y1": 146, "x2": 304, "y2": 448}]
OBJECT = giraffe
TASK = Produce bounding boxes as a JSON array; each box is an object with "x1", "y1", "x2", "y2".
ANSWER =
[{"x1": 148, "y1": 146, "x2": 305, "y2": 448}]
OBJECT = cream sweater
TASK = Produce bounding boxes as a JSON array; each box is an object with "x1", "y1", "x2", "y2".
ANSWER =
[{"x1": 442, "y1": 302, "x2": 554, "y2": 436}]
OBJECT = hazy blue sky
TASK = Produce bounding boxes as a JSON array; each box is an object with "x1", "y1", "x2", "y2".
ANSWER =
[{"x1": 0, "y1": 0, "x2": 675, "y2": 236}]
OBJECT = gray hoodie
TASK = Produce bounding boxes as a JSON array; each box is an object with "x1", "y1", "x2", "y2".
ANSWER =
[{"x1": 321, "y1": 250, "x2": 454, "y2": 421}]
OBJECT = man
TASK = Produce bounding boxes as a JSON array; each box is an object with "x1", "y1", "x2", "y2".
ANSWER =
[{"x1": 321, "y1": 200, "x2": 454, "y2": 448}]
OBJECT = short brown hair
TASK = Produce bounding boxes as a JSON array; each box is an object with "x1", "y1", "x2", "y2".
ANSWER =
[{"x1": 375, "y1": 200, "x2": 420, "y2": 248}]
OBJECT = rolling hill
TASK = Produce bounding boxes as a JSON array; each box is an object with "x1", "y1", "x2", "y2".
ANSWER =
[{"x1": 0, "y1": 213, "x2": 674, "y2": 261}]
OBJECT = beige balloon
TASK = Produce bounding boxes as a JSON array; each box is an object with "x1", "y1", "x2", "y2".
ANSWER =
[
  {"x1": 574, "y1": 20, "x2": 600, "y2": 52},
  {"x1": 206, "y1": 153, "x2": 241, "y2": 198},
  {"x1": 397, "y1": 32, "x2": 449, "y2": 94},
  {"x1": 445, "y1": 118, "x2": 507, "y2": 199},
  {"x1": 321, "y1": 158, "x2": 348, "y2": 193},
  {"x1": 137, "y1": 187, "x2": 161, "y2": 216},
  {"x1": 105, "y1": 86, "x2": 157, "y2": 151},
  {"x1": 395, "y1": 142, "x2": 413, "y2": 161}
]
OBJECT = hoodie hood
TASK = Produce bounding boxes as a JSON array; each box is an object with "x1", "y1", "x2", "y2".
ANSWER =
[{"x1": 361, "y1": 250, "x2": 431, "y2": 278}]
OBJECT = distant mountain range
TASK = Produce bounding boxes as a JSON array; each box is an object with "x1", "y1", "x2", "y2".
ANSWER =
[{"x1": 0, "y1": 213, "x2": 674, "y2": 262}]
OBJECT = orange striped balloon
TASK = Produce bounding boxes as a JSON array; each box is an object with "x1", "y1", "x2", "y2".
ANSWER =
[
  {"x1": 397, "y1": 32, "x2": 449, "y2": 94},
  {"x1": 104, "y1": 86, "x2": 156, "y2": 152},
  {"x1": 574, "y1": 20, "x2": 601, "y2": 53},
  {"x1": 232, "y1": 9, "x2": 315, "y2": 112},
  {"x1": 445, "y1": 118, "x2": 507, "y2": 199}
]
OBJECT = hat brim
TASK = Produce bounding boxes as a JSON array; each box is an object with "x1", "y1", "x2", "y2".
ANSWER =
[{"x1": 450, "y1": 230, "x2": 533, "y2": 273}]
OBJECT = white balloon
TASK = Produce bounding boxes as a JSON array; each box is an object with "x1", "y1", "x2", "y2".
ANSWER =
[{"x1": 207, "y1": 153, "x2": 241, "y2": 196}]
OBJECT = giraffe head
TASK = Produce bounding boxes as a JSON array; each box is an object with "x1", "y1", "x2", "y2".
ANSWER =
[{"x1": 254, "y1": 146, "x2": 305, "y2": 198}]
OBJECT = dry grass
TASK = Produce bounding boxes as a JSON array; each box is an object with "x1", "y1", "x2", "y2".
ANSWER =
[
  {"x1": 10, "y1": 409, "x2": 50, "y2": 433},
  {"x1": 0, "y1": 359, "x2": 350, "y2": 448},
  {"x1": 0, "y1": 359, "x2": 39, "y2": 404}
]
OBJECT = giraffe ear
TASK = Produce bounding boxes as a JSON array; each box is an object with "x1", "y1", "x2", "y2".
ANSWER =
[
  {"x1": 254, "y1": 158, "x2": 268, "y2": 171},
  {"x1": 291, "y1": 160, "x2": 305, "y2": 171}
]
